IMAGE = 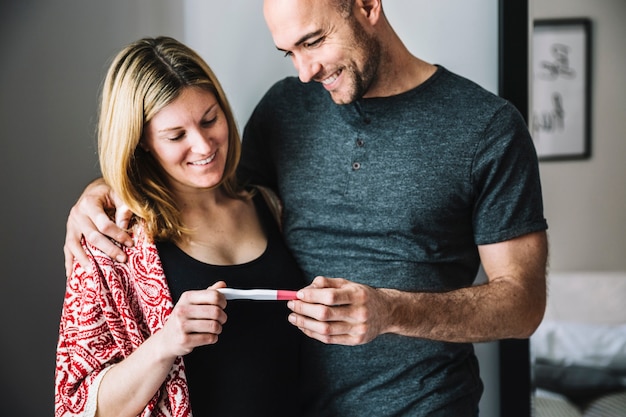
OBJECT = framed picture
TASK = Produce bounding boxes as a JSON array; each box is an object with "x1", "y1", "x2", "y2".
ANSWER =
[{"x1": 531, "y1": 18, "x2": 592, "y2": 160}]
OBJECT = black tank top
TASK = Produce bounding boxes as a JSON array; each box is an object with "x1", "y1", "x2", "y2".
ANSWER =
[{"x1": 157, "y1": 193, "x2": 305, "y2": 416}]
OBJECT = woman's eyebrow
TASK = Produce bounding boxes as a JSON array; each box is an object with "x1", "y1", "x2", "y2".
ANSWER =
[{"x1": 156, "y1": 103, "x2": 217, "y2": 133}]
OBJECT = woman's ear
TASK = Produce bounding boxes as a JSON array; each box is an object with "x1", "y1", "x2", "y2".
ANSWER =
[{"x1": 138, "y1": 141, "x2": 150, "y2": 153}]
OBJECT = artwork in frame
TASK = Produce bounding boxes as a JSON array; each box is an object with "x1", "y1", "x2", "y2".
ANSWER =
[{"x1": 531, "y1": 18, "x2": 591, "y2": 161}]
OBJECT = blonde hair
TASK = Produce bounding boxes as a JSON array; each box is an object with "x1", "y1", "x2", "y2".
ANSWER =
[{"x1": 98, "y1": 36, "x2": 244, "y2": 241}]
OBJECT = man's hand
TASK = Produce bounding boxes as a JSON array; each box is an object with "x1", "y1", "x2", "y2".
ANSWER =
[
  {"x1": 286, "y1": 231, "x2": 547, "y2": 345},
  {"x1": 63, "y1": 178, "x2": 133, "y2": 276},
  {"x1": 287, "y1": 276, "x2": 394, "y2": 345}
]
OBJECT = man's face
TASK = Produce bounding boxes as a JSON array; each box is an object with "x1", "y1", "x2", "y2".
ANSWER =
[{"x1": 263, "y1": 0, "x2": 381, "y2": 104}]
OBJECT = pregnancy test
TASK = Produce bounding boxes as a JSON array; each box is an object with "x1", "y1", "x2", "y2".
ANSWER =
[{"x1": 217, "y1": 288, "x2": 299, "y2": 301}]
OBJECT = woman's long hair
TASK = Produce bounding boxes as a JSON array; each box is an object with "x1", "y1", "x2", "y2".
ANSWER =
[{"x1": 97, "y1": 36, "x2": 244, "y2": 241}]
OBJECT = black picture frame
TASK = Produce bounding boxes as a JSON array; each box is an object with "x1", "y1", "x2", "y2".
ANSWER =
[
  {"x1": 498, "y1": 1, "x2": 532, "y2": 416},
  {"x1": 531, "y1": 18, "x2": 592, "y2": 161}
]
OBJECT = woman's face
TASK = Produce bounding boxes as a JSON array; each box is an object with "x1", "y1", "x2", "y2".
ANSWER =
[{"x1": 142, "y1": 87, "x2": 230, "y2": 194}]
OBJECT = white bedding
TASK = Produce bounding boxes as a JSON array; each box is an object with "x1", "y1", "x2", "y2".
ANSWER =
[
  {"x1": 532, "y1": 321, "x2": 626, "y2": 371},
  {"x1": 531, "y1": 271, "x2": 626, "y2": 397}
]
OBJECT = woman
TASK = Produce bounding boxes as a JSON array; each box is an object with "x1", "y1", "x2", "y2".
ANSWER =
[{"x1": 55, "y1": 37, "x2": 304, "y2": 417}]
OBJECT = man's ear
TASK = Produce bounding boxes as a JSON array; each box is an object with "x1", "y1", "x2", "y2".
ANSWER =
[{"x1": 358, "y1": 0, "x2": 382, "y2": 24}]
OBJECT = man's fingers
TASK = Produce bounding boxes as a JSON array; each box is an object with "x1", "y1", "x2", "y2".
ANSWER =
[
  {"x1": 109, "y1": 189, "x2": 132, "y2": 230},
  {"x1": 114, "y1": 203, "x2": 133, "y2": 230},
  {"x1": 92, "y1": 209, "x2": 133, "y2": 247},
  {"x1": 289, "y1": 300, "x2": 353, "y2": 322},
  {"x1": 64, "y1": 205, "x2": 96, "y2": 273},
  {"x1": 84, "y1": 228, "x2": 128, "y2": 262},
  {"x1": 64, "y1": 242, "x2": 90, "y2": 277},
  {"x1": 63, "y1": 245, "x2": 73, "y2": 277},
  {"x1": 76, "y1": 179, "x2": 133, "y2": 247},
  {"x1": 287, "y1": 280, "x2": 383, "y2": 346},
  {"x1": 310, "y1": 276, "x2": 344, "y2": 287},
  {"x1": 299, "y1": 278, "x2": 358, "y2": 306},
  {"x1": 289, "y1": 313, "x2": 366, "y2": 345}
]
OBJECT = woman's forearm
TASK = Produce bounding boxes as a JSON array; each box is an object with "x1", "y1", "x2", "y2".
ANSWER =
[{"x1": 95, "y1": 331, "x2": 176, "y2": 417}]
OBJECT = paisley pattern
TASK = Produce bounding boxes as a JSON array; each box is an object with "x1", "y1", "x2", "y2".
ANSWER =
[{"x1": 55, "y1": 222, "x2": 192, "y2": 417}]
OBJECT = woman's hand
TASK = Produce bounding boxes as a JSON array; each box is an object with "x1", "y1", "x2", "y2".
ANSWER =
[
  {"x1": 96, "y1": 281, "x2": 229, "y2": 417},
  {"x1": 158, "y1": 281, "x2": 229, "y2": 356}
]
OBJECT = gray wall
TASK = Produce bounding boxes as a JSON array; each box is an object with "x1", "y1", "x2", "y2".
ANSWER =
[
  {"x1": 532, "y1": 0, "x2": 626, "y2": 272},
  {"x1": 0, "y1": 1, "x2": 182, "y2": 415}
]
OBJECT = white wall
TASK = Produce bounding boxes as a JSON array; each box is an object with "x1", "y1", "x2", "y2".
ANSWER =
[
  {"x1": 183, "y1": 0, "x2": 498, "y2": 128},
  {"x1": 0, "y1": 1, "x2": 182, "y2": 415},
  {"x1": 183, "y1": 1, "x2": 501, "y2": 416},
  {"x1": 532, "y1": 0, "x2": 626, "y2": 272}
]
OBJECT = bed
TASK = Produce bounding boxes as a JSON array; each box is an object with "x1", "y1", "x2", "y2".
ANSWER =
[{"x1": 530, "y1": 271, "x2": 626, "y2": 417}]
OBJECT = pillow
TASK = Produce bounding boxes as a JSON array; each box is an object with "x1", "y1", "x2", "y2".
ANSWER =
[
  {"x1": 531, "y1": 320, "x2": 626, "y2": 397},
  {"x1": 531, "y1": 321, "x2": 626, "y2": 371}
]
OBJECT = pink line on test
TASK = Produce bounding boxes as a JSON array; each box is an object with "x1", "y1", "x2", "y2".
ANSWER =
[{"x1": 277, "y1": 290, "x2": 298, "y2": 300}]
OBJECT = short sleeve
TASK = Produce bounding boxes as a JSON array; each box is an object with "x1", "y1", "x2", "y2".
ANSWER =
[{"x1": 471, "y1": 102, "x2": 548, "y2": 244}]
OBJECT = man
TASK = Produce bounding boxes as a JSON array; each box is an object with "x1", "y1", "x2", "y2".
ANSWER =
[{"x1": 65, "y1": 1, "x2": 548, "y2": 415}]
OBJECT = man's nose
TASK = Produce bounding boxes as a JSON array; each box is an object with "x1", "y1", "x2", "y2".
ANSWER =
[{"x1": 293, "y1": 53, "x2": 321, "y2": 84}]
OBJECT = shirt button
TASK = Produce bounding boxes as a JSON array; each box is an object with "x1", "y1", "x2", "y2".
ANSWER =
[
  {"x1": 356, "y1": 139, "x2": 365, "y2": 147},
  {"x1": 352, "y1": 162, "x2": 361, "y2": 170}
]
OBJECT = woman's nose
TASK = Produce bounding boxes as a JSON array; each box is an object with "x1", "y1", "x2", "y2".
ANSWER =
[{"x1": 188, "y1": 129, "x2": 213, "y2": 154}]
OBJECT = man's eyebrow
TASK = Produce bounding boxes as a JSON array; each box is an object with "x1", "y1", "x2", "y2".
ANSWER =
[{"x1": 276, "y1": 29, "x2": 325, "y2": 52}]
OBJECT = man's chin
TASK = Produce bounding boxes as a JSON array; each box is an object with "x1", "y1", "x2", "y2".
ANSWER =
[{"x1": 328, "y1": 90, "x2": 357, "y2": 105}]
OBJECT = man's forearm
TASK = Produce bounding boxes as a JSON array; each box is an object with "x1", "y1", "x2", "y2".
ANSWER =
[{"x1": 381, "y1": 276, "x2": 545, "y2": 343}]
